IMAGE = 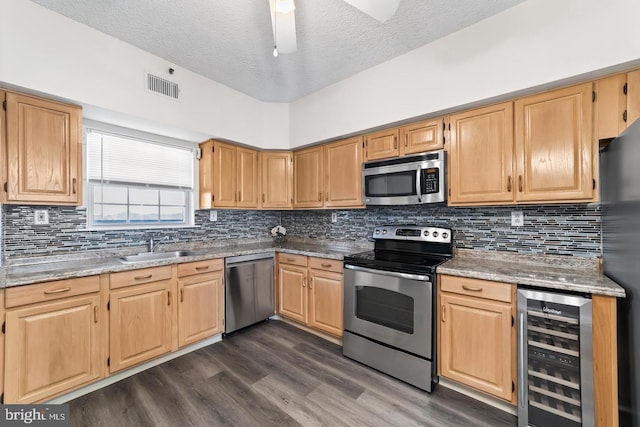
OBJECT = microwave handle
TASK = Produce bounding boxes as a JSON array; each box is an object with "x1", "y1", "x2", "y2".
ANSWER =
[{"x1": 416, "y1": 167, "x2": 422, "y2": 203}]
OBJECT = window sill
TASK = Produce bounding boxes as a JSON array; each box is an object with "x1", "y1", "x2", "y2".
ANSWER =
[{"x1": 79, "y1": 224, "x2": 200, "y2": 232}]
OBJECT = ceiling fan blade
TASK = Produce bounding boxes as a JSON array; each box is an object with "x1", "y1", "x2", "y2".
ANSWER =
[
  {"x1": 269, "y1": 0, "x2": 297, "y2": 54},
  {"x1": 343, "y1": 0, "x2": 400, "y2": 23}
]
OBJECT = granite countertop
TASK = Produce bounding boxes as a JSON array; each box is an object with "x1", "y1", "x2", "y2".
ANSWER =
[
  {"x1": 0, "y1": 239, "x2": 372, "y2": 289},
  {"x1": 437, "y1": 249, "x2": 626, "y2": 298}
]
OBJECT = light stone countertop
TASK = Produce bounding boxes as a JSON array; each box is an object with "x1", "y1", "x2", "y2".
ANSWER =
[
  {"x1": 0, "y1": 239, "x2": 373, "y2": 289},
  {"x1": 437, "y1": 249, "x2": 625, "y2": 298}
]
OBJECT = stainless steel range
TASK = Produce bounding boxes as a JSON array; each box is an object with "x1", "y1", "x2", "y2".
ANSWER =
[{"x1": 342, "y1": 224, "x2": 453, "y2": 392}]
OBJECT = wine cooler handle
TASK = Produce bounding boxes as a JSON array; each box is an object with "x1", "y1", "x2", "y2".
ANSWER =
[{"x1": 519, "y1": 312, "x2": 526, "y2": 409}]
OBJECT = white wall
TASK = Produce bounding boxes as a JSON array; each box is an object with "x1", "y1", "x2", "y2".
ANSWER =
[
  {"x1": 0, "y1": 0, "x2": 289, "y2": 149},
  {"x1": 289, "y1": 0, "x2": 640, "y2": 148}
]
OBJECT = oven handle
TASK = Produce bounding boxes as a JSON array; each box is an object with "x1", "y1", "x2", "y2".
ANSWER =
[
  {"x1": 416, "y1": 167, "x2": 422, "y2": 203},
  {"x1": 344, "y1": 264, "x2": 432, "y2": 283}
]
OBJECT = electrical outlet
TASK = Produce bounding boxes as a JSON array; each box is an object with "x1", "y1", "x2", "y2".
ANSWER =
[
  {"x1": 331, "y1": 212, "x2": 338, "y2": 223},
  {"x1": 34, "y1": 209, "x2": 49, "y2": 225},
  {"x1": 511, "y1": 211, "x2": 524, "y2": 227},
  {"x1": 210, "y1": 210, "x2": 218, "y2": 222}
]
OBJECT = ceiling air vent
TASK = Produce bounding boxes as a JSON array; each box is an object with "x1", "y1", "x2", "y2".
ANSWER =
[{"x1": 146, "y1": 73, "x2": 179, "y2": 100}]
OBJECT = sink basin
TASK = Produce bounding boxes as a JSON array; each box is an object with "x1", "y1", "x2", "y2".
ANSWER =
[{"x1": 117, "y1": 250, "x2": 196, "y2": 264}]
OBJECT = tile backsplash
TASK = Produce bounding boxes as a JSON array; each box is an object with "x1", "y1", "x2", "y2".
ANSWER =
[{"x1": 2, "y1": 203, "x2": 601, "y2": 260}]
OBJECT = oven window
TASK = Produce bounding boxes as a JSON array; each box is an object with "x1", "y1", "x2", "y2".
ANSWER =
[
  {"x1": 365, "y1": 171, "x2": 416, "y2": 197},
  {"x1": 355, "y1": 286, "x2": 414, "y2": 334}
]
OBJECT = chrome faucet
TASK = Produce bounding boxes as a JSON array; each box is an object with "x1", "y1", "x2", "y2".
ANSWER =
[{"x1": 149, "y1": 236, "x2": 169, "y2": 252}]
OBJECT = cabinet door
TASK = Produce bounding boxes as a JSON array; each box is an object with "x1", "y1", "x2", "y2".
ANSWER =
[
  {"x1": 178, "y1": 271, "x2": 224, "y2": 347},
  {"x1": 596, "y1": 74, "x2": 627, "y2": 140},
  {"x1": 262, "y1": 151, "x2": 293, "y2": 208},
  {"x1": 237, "y1": 147, "x2": 259, "y2": 208},
  {"x1": 364, "y1": 128, "x2": 399, "y2": 161},
  {"x1": 109, "y1": 281, "x2": 172, "y2": 373},
  {"x1": 628, "y1": 69, "x2": 640, "y2": 127},
  {"x1": 5, "y1": 92, "x2": 81, "y2": 205},
  {"x1": 308, "y1": 269, "x2": 343, "y2": 337},
  {"x1": 439, "y1": 292, "x2": 513, "y2": 401},
  {"x1": 448, "y1": 102, "x2": 515, "y2": 205},
  {"x1": 400, "y1": 118, "x2": 444, "y2": 155},
  {"x1": 199, "y1": 139, "x2": 214, "y2": 209},
  {"x1": 324, "y1": 136, "x2": 363, "y2": 207},
  {"x1": 4, "y1": 294, "x2": 101, "y2": 403},
  {"x1": 293, "y1": 146, "x2": 324, "y2": 208},
  {"x1": 213, "y1": 141, "x2": 237, "y2": 207},
  {"x1": 515, "y1": 83, "x2": 594, "y2": 202},
  {"x1": 278, "y1": 264, "x2": 308, "y2": 323}
]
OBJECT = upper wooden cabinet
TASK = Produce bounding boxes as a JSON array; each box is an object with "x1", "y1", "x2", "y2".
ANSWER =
[
  {"x1": 399, "y1": 118, "x2": 445, "y2": 155},
  {"x1": 199, "y1": 140, "x2": 259, "y2": 209},
  {"x1": 448, "y1": 102, "x2": 515, "y2": 205},
  {"x1": 261, "y1": 151, "x2": 293, "y2": 209},
  {"x1": 294, "y1": 137, "x2": 364, "y2": 209},
  {"x1": 364, "y1": 128, "x2": 399, "y2": 161},
  {"x1": 596, "y1": 69, "x2": 640, "y2": 140},
  {"x1": 515, "y1": 83, "x2": 594, "y2": 203},
  {"x1": 3, "y1": 91, "x2": 82, "y2": 205}
]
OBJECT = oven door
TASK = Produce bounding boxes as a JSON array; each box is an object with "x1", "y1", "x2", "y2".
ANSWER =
[{"x1": 343, "y1": 264, "x2": 433, "y2": 358}]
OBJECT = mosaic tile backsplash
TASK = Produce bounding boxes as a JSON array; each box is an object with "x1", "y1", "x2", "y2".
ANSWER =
[{"x1": 2, "y1": 203, "x2": 601, "y2": 260}]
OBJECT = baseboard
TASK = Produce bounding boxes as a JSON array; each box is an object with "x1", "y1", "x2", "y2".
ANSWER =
[
  {"x1": 46, "y1": 334, "x2": 222, "y2": 404},
  {"x1": 272, "y1": 315, "x2": 343, "y2": 346},
  {"x1": 437, "y1": 377, "x2": 517, "y2": 415}
]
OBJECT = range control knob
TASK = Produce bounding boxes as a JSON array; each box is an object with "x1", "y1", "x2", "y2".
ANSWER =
[
  {"x1": 423, "y1": 230, "x2": 430, "y2": 237},
  {"x1": 374, "y1": 229, "x2": 380, "y2": 234},
  {"x1": 442, "y1": 232, "x2": 449, "y2": 239},
  {"x1": 432, "y1": 231, "x2": 439, "y2": 238},
  {"x1": 382, "y1": 229, "x2": 387, "y2": 234}
]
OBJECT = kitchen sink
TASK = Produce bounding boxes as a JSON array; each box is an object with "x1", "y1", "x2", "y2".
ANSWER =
[{"x1": 117, "y1": 250, "x2": 196, "y2": 264}]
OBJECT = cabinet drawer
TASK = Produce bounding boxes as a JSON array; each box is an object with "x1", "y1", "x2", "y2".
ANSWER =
[
  {"x1": 6, "y1": 276, "x2": 100, "y2": 308},
  {"x1": 309, "y1": 257, "x2": 343, "y2": 273},
  {"x1": 110, "y1": 265, "x2": 173, "y2": 290},
  {"x1": 440, "y1": 275, "x2": 512, "y2": 303},
  {"x1": 277, "y1": 253, "x2": 308, "y2": 267},
  {"x1": 177, "y1": 258, "x2": 223, "y2": 278}
]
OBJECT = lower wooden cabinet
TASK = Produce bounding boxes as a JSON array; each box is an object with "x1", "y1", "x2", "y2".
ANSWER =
[
  {"x1": 177, "y1": 259, "x2": 224, "y2": 347},
  {"x1": 438, "y1": 275, "x2": 516, "y2": 403},
  {"x1": 4, "y1": 278, "x2": 102, "y2": 403},
  {"x1": 109, "y1": 272, "x2": 173, "y2": 373},
  {"x1": 277, "y1": 254, "x2": 343, "y2": 337}
]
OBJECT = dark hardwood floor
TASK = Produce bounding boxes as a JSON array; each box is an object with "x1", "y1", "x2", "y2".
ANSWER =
[{"x1": 70, "y1": 321, "x2": 517, "y2": 427}]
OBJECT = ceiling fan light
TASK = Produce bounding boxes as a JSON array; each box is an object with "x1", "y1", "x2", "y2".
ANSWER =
[{"x1": 275, "y1": 0, "x2": 295, "y2": 14}]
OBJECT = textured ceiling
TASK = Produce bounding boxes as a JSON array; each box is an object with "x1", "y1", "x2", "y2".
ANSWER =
[{"x1": 29, "y1": 0, "x2": 526, "y2": 102}]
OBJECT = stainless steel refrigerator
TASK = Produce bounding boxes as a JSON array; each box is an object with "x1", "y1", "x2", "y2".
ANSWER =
[{"x1": 601, "y1": 118, "x2": 640, "y2": 426}]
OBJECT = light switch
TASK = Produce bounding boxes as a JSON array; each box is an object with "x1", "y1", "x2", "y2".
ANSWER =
[
  {"x1": 511, "y1": 211, "x2": 524, "y2": 227},
  {"x1": 34, "y1": 209, "x2": 49, "y2": 225}
]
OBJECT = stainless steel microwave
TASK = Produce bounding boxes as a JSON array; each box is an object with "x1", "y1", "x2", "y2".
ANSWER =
[{"x1": 362, "y1": 150, "x2": 446, "y2": 205}]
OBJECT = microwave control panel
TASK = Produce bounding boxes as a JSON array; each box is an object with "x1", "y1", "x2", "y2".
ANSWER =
[{"x1": 422, "y1": 168, "x2": 440, "y2": 194}]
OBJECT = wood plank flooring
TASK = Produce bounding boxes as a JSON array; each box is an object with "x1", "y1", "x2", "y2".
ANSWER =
[{"x1": 70, "y1": 321, "x2": 517, "y2": 427}]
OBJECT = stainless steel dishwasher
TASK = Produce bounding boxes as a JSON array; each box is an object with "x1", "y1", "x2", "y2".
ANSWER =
[{"x1": 224, "y1": 253, "x2": 275, "y2": 334}]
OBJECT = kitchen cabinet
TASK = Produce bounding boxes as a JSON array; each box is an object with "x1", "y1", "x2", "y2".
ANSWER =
[
  {"x1": 364, "y1": 128, "x2": 399, "y2": 161},
  {"x1": 399, "y1": 118, "x2": 445, "y2": 155},
  {"x1": 108, "y1": 266, "x2": 173, "y2": 373},
  {"x1": 4, "y1": 276, "x2": 102, "y2": 403},
  {"x1": 261, "y1": 151, "x2": 293, "y2": 209},
  {"x1": 293, "y1": 137, "x2": 363, "y2": 209},
  {"x1": 438, "y1": 275, "x2": 516, "y2": 403},
  {"x1": 596, "y1": 69, "x2": 640, "y2": 140},
  {"x1": 199, "y1": 139, "x2": 259, "y2": 209},
  {"x1": 3, "y1": 91, "x2": 82, "y2": 205},
  {"x1": 177, "y1": 259, "x2": 224, "y2": 347},
  {"x1": 277, "y1": 254, "x2": 343, "y2": 337}
]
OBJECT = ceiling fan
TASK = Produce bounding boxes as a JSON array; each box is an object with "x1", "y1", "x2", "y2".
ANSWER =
[{"x1": 269, "y1": 0, "x2": 401, "y2": 56}]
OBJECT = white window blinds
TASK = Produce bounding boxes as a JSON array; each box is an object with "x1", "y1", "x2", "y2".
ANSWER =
[{"x1": 86, "y1": 130, "x2": 194, "y2": 189}]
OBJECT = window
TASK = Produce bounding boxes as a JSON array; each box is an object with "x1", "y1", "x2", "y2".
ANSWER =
[{"x1": 85, "y1": 124, "x2": 195, "y2": 229}]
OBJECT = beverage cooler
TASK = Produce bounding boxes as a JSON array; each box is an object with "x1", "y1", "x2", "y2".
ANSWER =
[{"x1": 517, "y1": 288, "x2": 594, "y2": 427}]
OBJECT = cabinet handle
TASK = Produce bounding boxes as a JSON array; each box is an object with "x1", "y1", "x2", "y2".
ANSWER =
[
  {"x1": 235, "y1": 192, "x2": 237, "y2": 202},
  {"x1": 287, "y1": 258, "x2": 295, "y2": 262},
  {"x1": 462, "y1": 285, "x2": 483, "y2": 292},
  {"x1": 318, "y1": 192, "x2": 322, "y2": 202},
  {"x1": 623, "y1": 110, "x2": 628, "y2": 123},
  {"x1": 393, "y1": 136, "x2": 398, "y2": 149},
  {"x1": 94, "y1": 305, "x2": 99, "y2": 323},
  {"x1": 168, "y1": 290, "x2": 171, "y2": 306},
  {"x1": 404, "y1": 134, "x2": 408, "y2": 147},
  {"x1": 518, "y1": 175, "x2": 523, "y2": 192},
  {"x1": 72, "y1": 178, "x2": 77, "y2": 194},
  {"x1": 195, "y1": 266, "x2": 209, "y2": 271},
  {"x1": 325, "y1": 192, "x2": 328, "y2": 201},
  {"x1": 134, "y1": 274, "x2": 153, "y2": 281},
  {"x1": 238, "y1": 191, "x2": 241, "y2": 201},
  {"x1": 507, "y1": 176, "x2": 512, "y2": 192},
  {"x1": 441, "y1": 305, "x2": 446, "y2": 323},
  {"x1": 180, "y1": 288, "x2": 184, "y2": 303},
  {"x1": 309, "y1": 277, "x2": 313, "y2": 289},
  {"x1": 44, "y1": 287, "x2": 71, "y2": 295},
  {"x1": 302, "y1": 277, "x2": 306, "y2": 287},
  {"x1": 321, "y1": 263, "x2": 332, "y2": 268},
  {"x1": 262, "y1": 194, "x2": 265, "y2": 203}
]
